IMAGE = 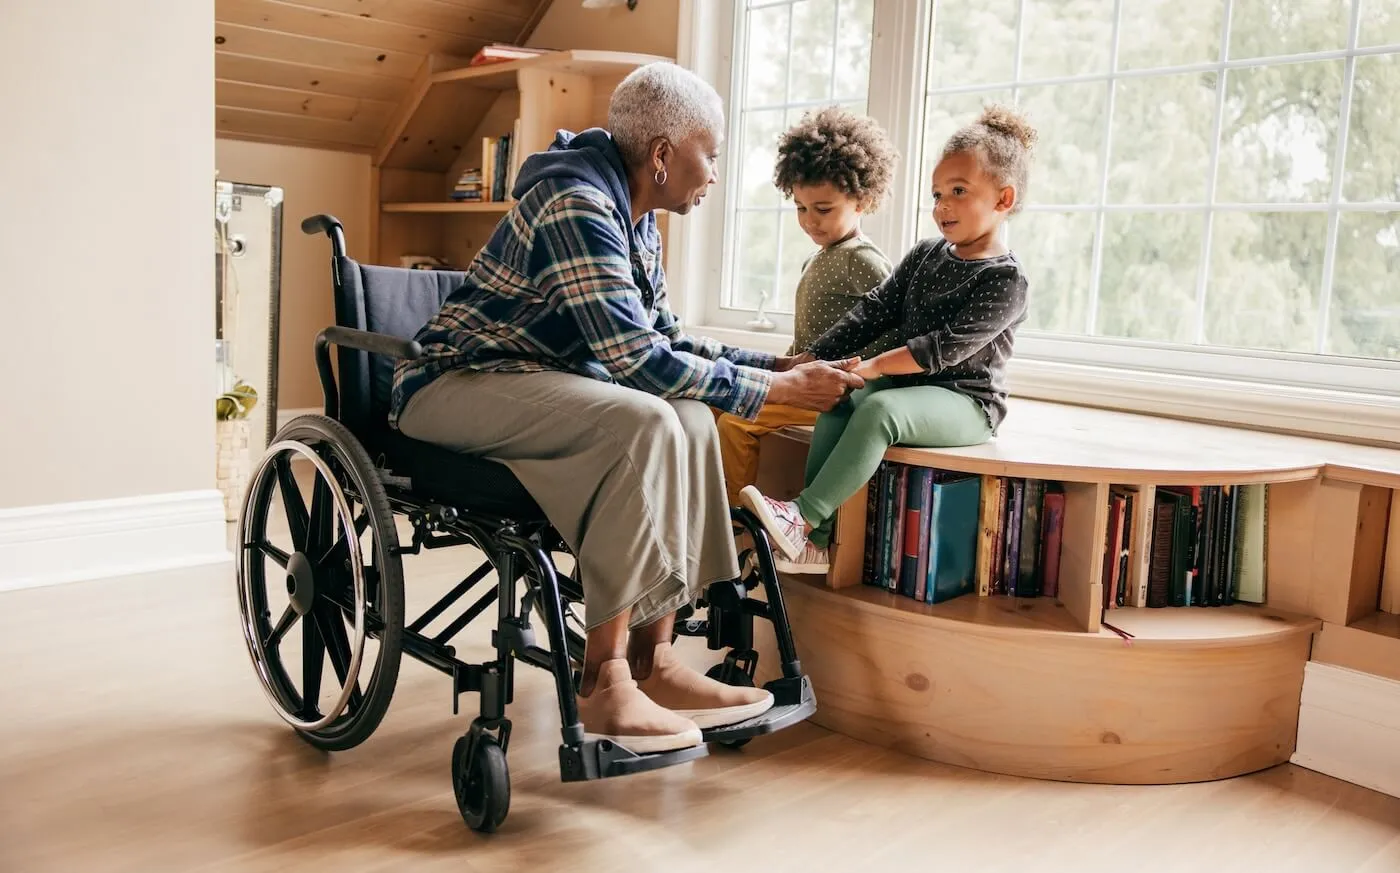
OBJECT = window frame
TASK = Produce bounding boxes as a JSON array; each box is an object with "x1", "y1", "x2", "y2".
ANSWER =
[{"x1": 675, "y1": 0, "x2": 1400, "y2": 444}]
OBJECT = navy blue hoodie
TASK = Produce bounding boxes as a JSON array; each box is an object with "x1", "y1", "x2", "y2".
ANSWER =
[{"x1": 389, "y1": 128, "x2": 776, "y2": 428}]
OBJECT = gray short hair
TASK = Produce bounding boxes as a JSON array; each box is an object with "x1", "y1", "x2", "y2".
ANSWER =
[{"x1": 609, "y1": 62, "x2": 725, "y2": 166}]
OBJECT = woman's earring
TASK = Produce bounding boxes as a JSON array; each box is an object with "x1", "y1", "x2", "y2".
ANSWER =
[{"x1": 654, "y1": 167, "x2": 668, "y2": 187}]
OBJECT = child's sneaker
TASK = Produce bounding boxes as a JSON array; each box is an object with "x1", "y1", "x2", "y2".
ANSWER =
[
  {"x1": 775, "y1": 541, "x2": 829, "y2": 575},
  {"x1": 738, "y1": 485, "x2": 808, "y2": 561}
]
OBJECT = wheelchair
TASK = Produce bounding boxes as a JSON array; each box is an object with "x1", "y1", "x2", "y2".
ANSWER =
[{"x1": 234, "y1": 213, "x2": 817, "y2": 832}]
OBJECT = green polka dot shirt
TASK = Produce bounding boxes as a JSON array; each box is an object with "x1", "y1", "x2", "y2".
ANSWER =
[{"x1": 790, "y1": 235, "x2": 903, "y2": 360}]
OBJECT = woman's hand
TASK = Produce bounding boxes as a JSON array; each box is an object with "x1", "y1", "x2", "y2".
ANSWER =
[
  {"x1": 773, "y1": 351, "x2": 815, "y2": 372},
  {"x1": 767, "y1": 359, "x2": 865, "y2": 411}
]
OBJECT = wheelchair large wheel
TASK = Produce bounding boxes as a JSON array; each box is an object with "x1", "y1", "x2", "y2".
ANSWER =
[{"x1": 236, "y1": 415, "x2": 405, "y2": 751}]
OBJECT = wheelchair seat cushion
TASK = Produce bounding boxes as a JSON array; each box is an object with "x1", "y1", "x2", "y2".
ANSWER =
[{"x1": 381, "y1": 431, "x2": 546, "y2": 521}]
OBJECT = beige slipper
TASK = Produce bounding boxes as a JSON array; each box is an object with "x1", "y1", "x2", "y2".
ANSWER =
[
  {"x1": 575, "y1": 659, "x2": 703, "y2": 754},
  {"x1": 635, "y1": 643, "x2": 774, "y2": 730}
]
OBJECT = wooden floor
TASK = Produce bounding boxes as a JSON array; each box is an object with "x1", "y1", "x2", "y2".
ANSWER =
[{"x1": 4, "y1": 536, "x2": 1400, "y2": 872}]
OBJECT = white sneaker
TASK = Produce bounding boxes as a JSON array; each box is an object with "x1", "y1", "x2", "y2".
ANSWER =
[
  {"x1": 775, "y1": 541, "x2": 829, "y2": 575},
  {"x1": 738, "y1": 485, "x2": 809, "y2": 561}
]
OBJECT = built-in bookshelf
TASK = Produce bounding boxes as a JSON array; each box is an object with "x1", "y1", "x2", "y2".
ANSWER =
[
  {"x1": 370, "y1": 49, "x2": 671, "y2": 271},
  {"x1": 750, "y1": 399, "x2": 1400, "y2": 784}
]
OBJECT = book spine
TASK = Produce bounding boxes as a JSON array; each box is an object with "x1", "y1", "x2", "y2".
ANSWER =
[
  {"x1": 901, "y1": 469, "x2": 929, "y2": 599},
  {"x1": 976, "y1": 475, "x2": 1003, "y2": 597},
  {"x1": 1039, "y1": 489, "x2": 1066, "y2": 598},
  {"x1": 1005, "y1": 480, "x2": 1025, "y2": 595},
  {"x1": 1017, "y1": 480, "x2": 1044, "y2": 597},
  {"x1": 880, "y1": 465, "x2": 898, "y2": 590},
  {"x1": 861, "y1": 464, "x2": 883, "y2": 586},
  {"x1": 1117, "y1": 492, "x2": 1134, "y2": 607}
]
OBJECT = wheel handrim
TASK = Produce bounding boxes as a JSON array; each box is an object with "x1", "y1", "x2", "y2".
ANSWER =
[{"x1": 238, "y1": 439, "x2": 368, "y2": 732}]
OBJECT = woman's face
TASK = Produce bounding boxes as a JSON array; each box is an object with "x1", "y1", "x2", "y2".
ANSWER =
[{"x1": 656, "y1": 127, "x2": 721, "y2": 215}]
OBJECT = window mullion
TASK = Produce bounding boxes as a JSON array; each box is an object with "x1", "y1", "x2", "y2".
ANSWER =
[
  {"x1": 1315, "y1": 0, "x2": 1365, "y2": 355},
  {"x1": 867, "y1": 0, "x2": 930, "y2": 257},
  {"x1": 1086, "y1": 0, "x2": 1124, "y2": 336},
  {"x1": 1191, "y1": 0, "x2": 1236, "y2": 345}
]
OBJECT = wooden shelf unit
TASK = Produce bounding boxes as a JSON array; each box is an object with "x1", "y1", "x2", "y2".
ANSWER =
[
  {"x1": 749, "y1": 400, "x2": 1400, "y2": 785},
  {"x1": 369, "y1": 49, "x2": 671, "y2": 270},
  {"x1": 760, "y1": 400, "x2": 1399, "y2": 637}
]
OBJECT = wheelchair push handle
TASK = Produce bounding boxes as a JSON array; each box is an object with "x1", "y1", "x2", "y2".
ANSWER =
[{"x1": 302, "y1": 213, "x2": 348, "y2": 258}]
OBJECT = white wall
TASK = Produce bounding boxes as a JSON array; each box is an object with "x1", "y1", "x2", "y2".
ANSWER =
[{"x1": 0, "y1": 0, "x2": 214, "y2": 511}]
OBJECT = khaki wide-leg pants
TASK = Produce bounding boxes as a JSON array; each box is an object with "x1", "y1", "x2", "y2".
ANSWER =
[{"x1": 397, "y1": 369, "x2": 740, "y2": 630}]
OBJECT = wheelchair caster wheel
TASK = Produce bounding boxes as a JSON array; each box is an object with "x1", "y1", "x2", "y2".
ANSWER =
[
  {"x1": 452, "y1": 734, "x2": 510, "y2": 833},
  {"x1": 705, "y1": 663, "x2": 755, "y2": 749}
]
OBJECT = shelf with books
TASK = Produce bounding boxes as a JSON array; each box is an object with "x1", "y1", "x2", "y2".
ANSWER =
[{"x1": 369, "y1": 49, "x2": 671, "y2": 270}]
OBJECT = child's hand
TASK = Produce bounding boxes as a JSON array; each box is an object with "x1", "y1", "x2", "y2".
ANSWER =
[
  {"x1": 852, "y1": 358, "x2": 882, "y2": 380},
  {"x1": 773, "y1": 351, "x2": 815, "y2": 372}
]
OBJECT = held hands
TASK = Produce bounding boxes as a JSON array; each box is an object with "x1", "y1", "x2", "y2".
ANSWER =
[{"x1": 767, "y1": 358, "x2": 865, "y2": 411}]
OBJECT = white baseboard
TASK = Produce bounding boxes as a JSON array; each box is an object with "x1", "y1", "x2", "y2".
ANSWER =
[
  {"x1": 276, "y1": 407, "x2": 321, "y2": 431},
  {"x1": 1291, "y1": 661, "x2": 1400, "y2": 799},
  {"x1": 0, "y1": 490, "x2": 232, "y2": 593}
]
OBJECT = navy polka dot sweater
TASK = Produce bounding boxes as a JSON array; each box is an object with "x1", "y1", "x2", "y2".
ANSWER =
[{"x1": 807, "y1": 238, "x2": 1029, "y2": 430}]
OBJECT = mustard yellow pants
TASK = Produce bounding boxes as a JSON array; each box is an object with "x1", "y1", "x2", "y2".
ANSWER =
[{"x1": 714, "y1": 403, "x2": 820, "y2": 508}]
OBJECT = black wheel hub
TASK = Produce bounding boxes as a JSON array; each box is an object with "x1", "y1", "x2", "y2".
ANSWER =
[{"x1": 286, "y1": 551, "x2": 317, "y2": 616}]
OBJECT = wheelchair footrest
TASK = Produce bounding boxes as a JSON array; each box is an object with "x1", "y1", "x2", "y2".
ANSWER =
[
  {"x1": 558, "y1": 737, "x2": 709, "y2": 783},
  {"x1": 702, "y1": 673, "x2": 817, "y2": 745}
]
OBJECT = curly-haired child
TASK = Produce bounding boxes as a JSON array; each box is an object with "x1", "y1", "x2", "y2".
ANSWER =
[
  {"x1": 716, "y1": 107, "x2": 902, "y2": 509},
  {"x1": 741, "y1": 104, "x2": 1037, "y2": 573}
]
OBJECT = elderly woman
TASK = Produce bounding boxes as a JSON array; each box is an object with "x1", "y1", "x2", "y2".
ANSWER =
[{"x1": 390, "y1": 63, "x2": 861, "y2": 754}]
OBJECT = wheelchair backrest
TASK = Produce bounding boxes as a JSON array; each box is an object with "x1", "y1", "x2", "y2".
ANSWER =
[{"x1": 333, "y1": 256, "x2": 466, "y2": 440}]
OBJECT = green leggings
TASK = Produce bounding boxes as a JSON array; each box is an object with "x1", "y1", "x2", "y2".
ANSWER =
[{"x1": 796, "y1": 379, "x2": 993, "y2": 547}]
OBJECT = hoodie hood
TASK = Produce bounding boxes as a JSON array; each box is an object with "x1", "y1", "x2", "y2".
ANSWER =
[{"x1": 510, "y1": 127, "x2": 633, "y2": 216}]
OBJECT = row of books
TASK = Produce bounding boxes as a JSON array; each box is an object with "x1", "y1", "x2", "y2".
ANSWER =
[
  {"x1": 860, "y1": 463, "x2": 981, "y2": 603},
  {"x1": 859, "y1": 463, "x2": 1269, "y2": 610},
  {"x1": 1105, "y1": 484, "x2": 1267, "y2": 610},
  {"x1": 452, "y1": 122, "x2": 521, "y2": 203}
]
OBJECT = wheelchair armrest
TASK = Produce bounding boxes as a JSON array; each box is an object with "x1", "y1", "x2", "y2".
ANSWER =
[
  {"x1": 317, "y1": 325, "x2": 423, "y2": 361},
  {"x1": 314, "y1": 326, "x2": 423, "y2": 422}
]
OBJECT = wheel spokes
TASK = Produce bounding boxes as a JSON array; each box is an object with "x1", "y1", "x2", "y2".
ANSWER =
[
  {"x1": 316, "y1": 510, "x2": 370, "y2": 568},
  {"x1": 308, "y1": 473, "x2": 333, "y2": 557},
  {"x1": 301, "y1": 605, "x2": 325, "y2": 719},
  {"x1": 275, "y1": 456, "x2": 309, "y2": 551},
  {"x1": 252, "y1": 540, "x2": 290, "y2": 568},
  {"x1": 317, "y1": 603, "x2": 364, "y2": 714},
  {"x1": 264, "y1": 604, "x2": 298, "y2": 650}
]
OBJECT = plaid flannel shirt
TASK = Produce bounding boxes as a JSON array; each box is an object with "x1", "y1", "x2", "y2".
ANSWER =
[{"x1": 389, "y1": 178, "x2": 774, "y2": 429}]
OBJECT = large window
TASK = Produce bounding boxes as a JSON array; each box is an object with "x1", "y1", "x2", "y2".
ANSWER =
[
  {"x1": 704, "y1": 0, "x2": 1400, "y2": 378},
  {"x1": 721, "y1": 0, "x2": 876, "y2": 322}
]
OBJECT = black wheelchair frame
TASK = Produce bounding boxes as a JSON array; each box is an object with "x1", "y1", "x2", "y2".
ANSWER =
[{"x1": 234, "y1": 213, "x2": 815, "y2": 832}]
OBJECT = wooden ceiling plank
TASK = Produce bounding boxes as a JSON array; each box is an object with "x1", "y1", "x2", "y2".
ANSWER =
[
  {"x1": 214, "y1": 21, "x2": 421, "y2": 79},
  {"x1": 216, "y1": 78, "x2": 394, "y2": 124},
  {"x1": 218, "y1": 104, "x2": 384, "y2": 148},
  {"x1": 217, "y1": 128, "x2": 377, "y2": 155},
  {"x1": 217, "y1": 0, "x2": 493, "y2": 57},
  {"x1": 216, "y1": 52, "x2": 409, "y2": 101},
  {"x1": 285, "y1": 0, "x2": 526, "y2": 43},
  {"x1": 426, "y1": 0, "x2": 544, "y2": 20}
]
